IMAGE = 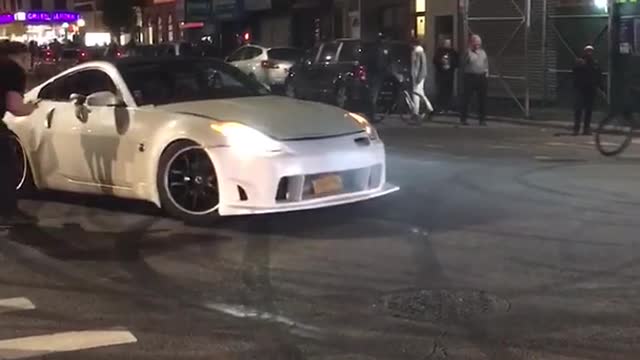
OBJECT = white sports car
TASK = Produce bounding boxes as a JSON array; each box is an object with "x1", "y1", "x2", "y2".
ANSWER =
[{"x1": 6, "y1": 57, "x2": 398, "y2": 223}]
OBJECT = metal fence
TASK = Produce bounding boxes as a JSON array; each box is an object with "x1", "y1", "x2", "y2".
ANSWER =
[{"x1": 461, "y1": 0, "x2": 617, "y2": 118}]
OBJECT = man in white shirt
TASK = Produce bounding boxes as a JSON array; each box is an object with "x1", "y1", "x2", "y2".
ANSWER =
[
  {"x1": 410, "y1": 38, "x2": 433, "y2": 122},
  {"x1": 460, "y1": 34, "x2": 489, "y2": 126}
]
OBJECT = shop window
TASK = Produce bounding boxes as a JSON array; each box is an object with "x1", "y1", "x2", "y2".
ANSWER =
[{"x1": 416, "y1": 15, "x2": 425, "y2": 38}]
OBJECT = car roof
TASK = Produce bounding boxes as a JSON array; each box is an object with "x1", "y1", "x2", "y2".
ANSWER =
[{"x1": 108, "y1": 56, "x2": 225, "y2": 67}]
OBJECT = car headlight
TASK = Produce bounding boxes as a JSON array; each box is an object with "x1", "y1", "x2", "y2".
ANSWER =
[
  {"x1": 210, "y1": 122, "x2": 283, "y2": 153},
  {"x1": 348, "y1": 112, "x2": 379, "y2": 141}
]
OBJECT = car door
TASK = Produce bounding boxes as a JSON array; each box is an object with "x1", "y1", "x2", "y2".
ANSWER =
[
  {"x1": 291, "y1": 44, "x2": 320, "y2": 98},
  {"x1": 33, "y1": 73, "x2": 89, "y2": 191},
  {"x1": 227, "y1": 47, "x2": 248, "y2": 73},
  {"x1": 243, "y1": 46, "x2": 266, "y2": 80},
  {"x1": 310, "y1": 42, "x2": 340, "y2": 100},
  {"x1": 74, "y1": 69, "x2": 141, "y2": 192}
]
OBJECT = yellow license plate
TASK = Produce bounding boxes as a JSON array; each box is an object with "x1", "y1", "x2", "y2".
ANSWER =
[{"x1": 312, "y1": 175, "x2": 343, "y2": 195}]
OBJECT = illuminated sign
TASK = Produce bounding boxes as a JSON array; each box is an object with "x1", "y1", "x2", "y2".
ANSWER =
[
  {"x1": 27, "y1": 11, "x2": 52, "y2": 22},
  {"x1": 52, "y1": 12, "x2": 80, "y2": 22},
  {"x1": 0, "y1": 13, "x2": 13, "y2": 24},
  {"x1": 9, "y1": 11, "x2": 81, "y2": 23}
]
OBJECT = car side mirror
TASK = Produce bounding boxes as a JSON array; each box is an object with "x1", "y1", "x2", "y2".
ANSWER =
[
  {"x1": 86, "y1": 91, "x2": 125, "y2": 107},
  {"x1": 69, "y1": 93, "x2": 86, "y2": 105}
]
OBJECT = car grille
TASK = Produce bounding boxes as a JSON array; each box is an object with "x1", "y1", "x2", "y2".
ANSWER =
[{"x1": 275, "y1": 165, "x2": 383, "y2": 202}]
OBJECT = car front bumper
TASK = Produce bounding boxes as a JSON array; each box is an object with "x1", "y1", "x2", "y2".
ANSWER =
[{"x1": 205, "y1": 132, "x2": 398, "y2": 216}]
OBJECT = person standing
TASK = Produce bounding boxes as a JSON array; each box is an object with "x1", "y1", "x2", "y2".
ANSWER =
[
  {"x1": 0, "y1": 42, "x2": 38, "y2": 225},
  {"x1": 432, "y1": 38, "x2": 459, "y2": 115},
  {"x1": 460, "y1": 34, "x2": 489, "y2": 126},
  {"x1": 410, "y1": 38, "x2": 433, "y2": 123},
  {"x1": 572, "y1": 45, "x2": 602, "y2": 136}
]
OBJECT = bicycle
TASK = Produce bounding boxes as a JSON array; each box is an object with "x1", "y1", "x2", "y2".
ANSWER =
[
  {"x1": 371, "y1": 75, "x2": 432, "y2": 124},
  {"x1": 595, "y1": 87, "x2": 640, "y2": 156}
]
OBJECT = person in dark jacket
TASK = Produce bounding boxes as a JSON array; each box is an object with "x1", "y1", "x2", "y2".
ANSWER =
[
  {"x1": 572, "y1": 45, "x2": 602, "y2": 136},
  {"x1": 0, "y1": 42, "x2": 38, "y2": 225},
  {"x1": 432, "y1": 38, "x2": 458, "y2": 115}
]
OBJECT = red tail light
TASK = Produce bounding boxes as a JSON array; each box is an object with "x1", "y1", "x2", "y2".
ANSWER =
[
  {"x1": 80, "y1": 51, "x2": 87, "y2": 59},
  {"x1": 116, "y1": 51, "x2": 122, "y2": 57},
  {"x1": 261, "y1": 60, "x2": 279, "y2": 69},
  {"x1": 356, "y1": 65, "x2": 367, "y2": 81}
]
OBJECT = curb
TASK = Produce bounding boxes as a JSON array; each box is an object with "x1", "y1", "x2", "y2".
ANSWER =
[{"x1": 485, "y1": 115, "x2": 572, "y2": 130}]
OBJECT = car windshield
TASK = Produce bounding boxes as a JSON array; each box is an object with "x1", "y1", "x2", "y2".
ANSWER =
[{"x1": 117, "y1": 59, "x2": 271, "y2": 106}]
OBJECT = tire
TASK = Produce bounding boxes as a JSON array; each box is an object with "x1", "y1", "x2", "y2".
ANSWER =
[
  {"x1": 285, "y1": 80, "x2": 297, "y2": 98},
  {"x1": 10, "y1": 134, "x2": 35, "y2": 196},
  {"x1": 157, "y1": 140, "x2": 221, "y2": 225},
  {"x1": 595, "y1": 113, "x2": 634, "y2": 157},
  {"x1": 335, "y1": 84, "x2": 348, "y2": 109}
]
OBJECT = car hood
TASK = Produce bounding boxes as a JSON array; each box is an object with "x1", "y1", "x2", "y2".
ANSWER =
[{"x1": 155, "y1": 96, "x2": 363, "y2": 140}]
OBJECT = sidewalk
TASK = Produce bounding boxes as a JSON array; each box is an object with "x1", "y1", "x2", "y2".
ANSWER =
[{"x1": 378, "y1": 108, "x2": 607, "y2": 130}]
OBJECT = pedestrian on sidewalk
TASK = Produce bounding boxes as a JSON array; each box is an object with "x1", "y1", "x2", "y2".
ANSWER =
[
  {"x1": 432, "y1": 38, "x2": 458, "y2": 115},
  {"x1": 460, "y1": 34, "x2": 489, "y2": 126},
  {"x1": 572, "y1": 45, "x2": 602, "y2": 136},
  {"x1": 410, "y1": 37, "x2": 433, "y2": 123},
  {"x1": 0, "y1": 41, "x2": 38, "y2": 225}
]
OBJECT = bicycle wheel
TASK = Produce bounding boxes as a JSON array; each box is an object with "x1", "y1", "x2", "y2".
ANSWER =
[
  {"x1": 398, "y1": 91, "x2": 416, "y2": 123},
  {"x1": 595, "y1": 113, "x2": 634, "y2": 156}
]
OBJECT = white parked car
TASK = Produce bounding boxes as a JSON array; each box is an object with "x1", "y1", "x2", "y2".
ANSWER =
[
  {"x1": 6, "y1": 57, "x2": 398, "y2": 223},
  {"x1": 226, "y1": 45, "x2": 303, "y2": 87}
]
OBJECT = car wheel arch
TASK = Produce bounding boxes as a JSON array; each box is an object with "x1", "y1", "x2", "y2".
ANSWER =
[{"x1": 8, "y1": 131, "x2": 41, "y2": 191}]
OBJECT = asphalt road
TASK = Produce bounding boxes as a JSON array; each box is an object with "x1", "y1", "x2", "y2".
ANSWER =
[{"x1": 2, "y1": 119, "x2": 640, "y2": 360}]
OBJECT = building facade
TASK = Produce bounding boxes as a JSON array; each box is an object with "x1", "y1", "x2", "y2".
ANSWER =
[
  {"x1": 143, "y1": 0, "x2": 181, "y2": 44},
  {"x1": 0, "y1": 0, "x2": 82, "y2": 43}
]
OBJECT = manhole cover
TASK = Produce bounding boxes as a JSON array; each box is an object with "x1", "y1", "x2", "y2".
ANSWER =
[{"x1": 381, "y1": 289, "x2": 510, "y2": 322}]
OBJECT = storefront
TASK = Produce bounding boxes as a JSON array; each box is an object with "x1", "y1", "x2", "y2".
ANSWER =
[{"x1": 0, "y1": 10, "x2": 84, "y2": 44}]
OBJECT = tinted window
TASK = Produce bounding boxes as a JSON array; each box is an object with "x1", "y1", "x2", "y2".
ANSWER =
[
  {"x1": 227, "y1": 48, "x2": 246, "y2": 62},
  {"x1": 117, "y1": 60, "x2": 270, "y2": 106},
  {"x1": 338, "y1": 41, "x2": 363, "y2": 62},
  {"x1": 267, "y1": 48, "x2": 303, "y2": 62},
  {"x1": 318, "y1": 43, "x2": 338, "y2": 63},
  {"x1": 179, "y1": 43, "x2": 196, "y2": 56},
  {"x1": 39, "y1": 70, "x2": 117, "y2": 101},
  {"x1": 244, "y1": 47, "x2": 262, "y2": 60},
  {"x1": 62, "y1": 50, "x2": 79, "y2": 59}
]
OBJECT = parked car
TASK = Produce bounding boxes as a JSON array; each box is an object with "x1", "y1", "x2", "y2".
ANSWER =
[
  {"x1": 155, "y1": 42, "x2": 200, "y2": 57},
  {"x1": 284, "y1": 39, "x2": 412, "y2": 115},
  {"x1": 34, "y1": 47, "x2": 92, "y2": 78},
  {"x1": 226, "y1": 44, "x2": 304, "y2": 87}
]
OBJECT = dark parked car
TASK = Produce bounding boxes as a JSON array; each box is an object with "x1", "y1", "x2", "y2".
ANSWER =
[{"x1": 284, "y1": 39, "x2": 412, "y2": 114}]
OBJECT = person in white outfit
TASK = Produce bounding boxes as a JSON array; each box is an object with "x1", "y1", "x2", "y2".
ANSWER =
[{"x1": 410, "y1": 38, "x2": 433, "y2": 122}]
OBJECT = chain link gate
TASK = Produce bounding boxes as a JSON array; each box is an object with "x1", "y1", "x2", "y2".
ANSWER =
[{"x1": 463, "y1": 0, "x2": 532, "y2": 118}]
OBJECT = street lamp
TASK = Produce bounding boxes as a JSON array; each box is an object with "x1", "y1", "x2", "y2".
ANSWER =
[{"x1": 77, "y1": 18, "x2": 86, "y2": 27}]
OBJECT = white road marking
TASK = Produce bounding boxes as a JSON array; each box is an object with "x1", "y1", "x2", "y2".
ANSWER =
[
  {"x1": 0, "y1": 298, "x2": 35, "y2": 315},
  {"x1": 489, "y1": 145, "x2": 517, "y2": 149},
  {"x1": 0, "y1": 330, "x2": 137, "y2": 360},
  {"x1": 204, "y1": 303, "x2": 324, "y2": 339}
]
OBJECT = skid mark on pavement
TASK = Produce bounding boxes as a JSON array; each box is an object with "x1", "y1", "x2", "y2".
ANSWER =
[
  {"x1": 0, "y1": 330, "x2": 137, "y2": 360},
  {"x1": 204, "y1": 303, "x2": 324, "y2": 340},
  {"x1": 0, "y1": 298, "x2": 35, "y2": 315}
]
